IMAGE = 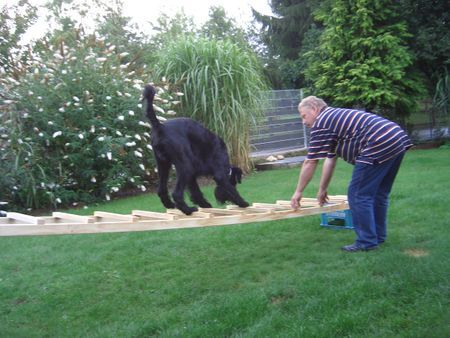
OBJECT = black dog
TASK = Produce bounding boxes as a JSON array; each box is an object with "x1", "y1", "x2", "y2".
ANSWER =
[{"x1": 142, "y1": 84, "x2": 249, "y2": 215}]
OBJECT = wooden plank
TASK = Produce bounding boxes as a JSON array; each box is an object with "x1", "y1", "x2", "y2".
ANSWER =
[
  {"x1": 52, "y1": 212, "x2": 95, "y2": 224},
  {"x1": 94, "y1": 211, "x2": 138, "y2": 223},
  {"x1": 6, "y1": 212, "x2": 45, "y2": 225},
  {"x1": 132, "y1": 210, "x2": 178, "y2": 220}
]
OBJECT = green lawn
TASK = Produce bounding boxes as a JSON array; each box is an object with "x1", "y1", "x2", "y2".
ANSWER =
[{"x1": 1, "y1": 148, "x2": 449, "y2": 337}]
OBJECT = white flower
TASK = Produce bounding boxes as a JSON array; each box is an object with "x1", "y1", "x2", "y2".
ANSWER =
[
  {"x1": 28, "y1": 90, "x2": 34, "y2": 96},
  {"x1": 105, "y1": 194, "x2": 111, "y2": 201},
  {"x1": 130, "y1": 178, "x2": 135, "y2": 183},
  {"x1": 59, "y1": 107, "x2": 65, "y2": 113},
  {"x1": 134, "y1": 150, "x2": 143, "y2": 158},
  {"x1": 124, "y1": 93, "x2": 132, "y2": 97},
  {"x1": 48, "y1": 121, "x2": 54, "y2": 125},
  {"x1": 126, "y1": 141, "x2": 136, "y2": 147},
  {"x1": 39, "y1": 108, "x2": 44, "y2": 112},
  {"x1": 134, "y1": 134, "x2": 141, "y2": 141},
  {"x1": 146, "y1": 144, "x2": 153, "y2": 151},
  {"x1": 39, "y1": 132, "x2": 44, "y2": 137},
  {"x1": 61, "y1": 70, "x2": 67, "y2": 75},
  {"x1": 52, "y1": 131, "x2": 62, "y2": 138},
  {"x1": 128, "y1": 110, "x2": 135, "y2": 116},
  {"x1": 116, "y1": 131, "x2": 123, "y2": 136},
  {"x1": 56, "y1": 198, "x2": 62, "y2": 204},
  {"x1": 91, "y1": 177, "x2": 97, "y2": 183},
  {"x1": 175, "y1": 92, "x2": 184, "y2": 96},
  {"x1": 116, "y1": 91, "x2": 123, "y2": 97},
  {"x1": 118, "y1": 115, "x2": 125, "y2": 121},
  {"x1": 111, "y1": 186, "x2": 119, "y2": 192},
  {"x1": 78, "y1": 134, "x2": 84, "y2": 139},
  {"x1": 140, "y1": 185, "x2": 147, "y2": 192},
  {"x1": 98, "y1": 136, "x2": 105, "y2": 142},
  {"x1": 119, "y1": 52, "x2": 129, "y2": 58},
  {"x1": 18, "y1": 138, "x2": 23, "y2": 144},
  {"x1": 139, "y1": 164, "x2": 145, "y2": 171},
  {"x1": 107, "y1": 152, "x2": 112, "y2": 160},
  {"x1": 90, "y1": 125, "x2": 95, "y2": 133},
  {"x1": 73, "y1": 96, "x2": 80, "y2": 102},
  {"x1": 96, "y1": 57, "x2": 107, "y2": 62},
  {"x1": 106, "y1": 96, "x2": 112, "y2": 101}
]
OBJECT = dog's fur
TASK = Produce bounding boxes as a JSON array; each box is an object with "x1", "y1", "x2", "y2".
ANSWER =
[{"x1": 142, "y1": 84, "x2": 249, "y2": 215}]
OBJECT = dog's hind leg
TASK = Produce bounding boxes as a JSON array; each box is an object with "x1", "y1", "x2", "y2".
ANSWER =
[
  {"x1": 171, "y1": 171, "x2": 198, "y2": 215},
  {"x1": 188, "y1": 179, "x2": 212, "y2": 208},
  {"x1": 156, "y1": 160, "x2": 175, "y2": 209}
]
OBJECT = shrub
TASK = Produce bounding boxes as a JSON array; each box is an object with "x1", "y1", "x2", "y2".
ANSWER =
[{"x1": 0, "y1": 33, "x2": 181, "y2": 211}]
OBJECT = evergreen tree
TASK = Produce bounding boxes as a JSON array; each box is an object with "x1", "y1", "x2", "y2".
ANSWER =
[
  {"x1": 253, "y1": 0, "x2": 326, "y2": 88},
  {"x1": 305, "y1": 0, "x2": 425, "y2": 121}
]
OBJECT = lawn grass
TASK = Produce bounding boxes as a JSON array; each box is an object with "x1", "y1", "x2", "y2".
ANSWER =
[{"x1": 1, "y1": 148, "x2": 449, "y2": 337}]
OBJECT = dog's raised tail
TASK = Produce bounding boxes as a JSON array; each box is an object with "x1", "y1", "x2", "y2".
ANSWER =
[{"x1": 142, "y1": 84, "x2": 160, "y2": 128}]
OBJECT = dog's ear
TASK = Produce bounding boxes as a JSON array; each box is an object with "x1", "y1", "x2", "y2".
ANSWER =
[{"x1": 230, "y1": 167, "x2": 243, "y2": 185}]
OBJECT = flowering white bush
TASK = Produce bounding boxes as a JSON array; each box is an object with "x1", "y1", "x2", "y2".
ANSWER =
[{"x1": 0, "y1": 33, "x2": 181, "y2": 211}]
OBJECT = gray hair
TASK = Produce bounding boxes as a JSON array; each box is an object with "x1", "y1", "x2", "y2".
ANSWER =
[{"x1": 298, "y1": 96, "x2": 328, "y2": 111}]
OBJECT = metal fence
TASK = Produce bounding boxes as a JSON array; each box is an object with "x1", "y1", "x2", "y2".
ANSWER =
[
  {"x1": 251, "y1": 90, "x2": 449, "y2": 158},
  {"x1": 250, "y1": 89, "x2": 306, "y2": 157}
]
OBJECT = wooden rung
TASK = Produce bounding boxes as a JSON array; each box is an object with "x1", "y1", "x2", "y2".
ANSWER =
[
  {"x1": 132, "y1": 210, "x2": 178, "y2": 220},
  {"x1": 227, "y1": 205, "x2": 274, "y2": 213},
  {"x1": 52, "y1": 212, "x2": 95, "y2": 224},
  {"x1": 252, "y1": 203, "x2": 291, "y2": 209},
  {"x1": 166, "y1": 209, "x2": 213, "y2": 218},
  {"x1": 6, "y1": 212, "x2": 45, "y2": 225},
  {"x1": 94, "y1": 211, "x2": 138, "y2": 222},
  {"x1": 198, "y1": 208, "x2": 245, "y2": 215}
]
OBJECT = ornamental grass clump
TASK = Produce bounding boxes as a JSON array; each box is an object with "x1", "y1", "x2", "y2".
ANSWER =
[
  {"x1": 0, "y1": 32, "x2": 181, "y2": 211},
  {"x1": 156, "y1": 37, "x2": 268, "y2": 172}
]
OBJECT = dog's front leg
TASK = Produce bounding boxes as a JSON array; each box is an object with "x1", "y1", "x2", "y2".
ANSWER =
[{"x1": 188, "y1": 179, "x2": 212, "y2": 208}]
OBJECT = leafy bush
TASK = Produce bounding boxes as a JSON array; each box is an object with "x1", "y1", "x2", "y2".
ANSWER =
[
  {"x1": 0, "y1": 33, "x2": 181, "y2": 211},
  {"x1": 156, "y1": 37, "x2": 268, "y2": 172}
]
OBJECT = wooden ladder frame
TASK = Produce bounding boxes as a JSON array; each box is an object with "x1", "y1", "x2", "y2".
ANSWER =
[{"x1": 0, "y1": 196, "x2": 348, "y2": 237}]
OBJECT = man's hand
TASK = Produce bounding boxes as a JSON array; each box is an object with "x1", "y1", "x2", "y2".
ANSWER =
[
  {"x1": 317, "y1": 188, "x2": 329, "y2": 206},
  {"x1": 291, "y1": 191, "x2": 303, "y2": 210}
]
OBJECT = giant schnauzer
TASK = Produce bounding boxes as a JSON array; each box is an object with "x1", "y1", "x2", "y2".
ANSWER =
[{"x1": 142, "y1": 84, "x2": 249, "y2": 215}]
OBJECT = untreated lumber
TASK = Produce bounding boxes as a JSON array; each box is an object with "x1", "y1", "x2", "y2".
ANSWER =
[{"x1": 0, "y1": 196, "x2": 348, "y2": 237}]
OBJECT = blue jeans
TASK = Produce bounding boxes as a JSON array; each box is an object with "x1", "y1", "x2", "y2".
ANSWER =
[{"x1": 347, "y1": 153, "x2": 405, "y2": 248}]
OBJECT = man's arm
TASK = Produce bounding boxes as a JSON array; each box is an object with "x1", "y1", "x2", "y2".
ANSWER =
[
  {"x1": 290, "y1": 159, "x2": 319, "y2": 209},
  {"x1": 317, "y1": 156, "x2": 337, "y2": 205}
]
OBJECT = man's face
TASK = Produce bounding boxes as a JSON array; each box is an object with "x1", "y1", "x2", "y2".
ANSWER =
[{"x1": 299, "y1": 106, "x2": 318, "y2": 128}]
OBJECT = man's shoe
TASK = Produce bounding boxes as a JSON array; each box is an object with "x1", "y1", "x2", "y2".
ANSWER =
[{"x1": 341, "y1": 243, "x2": 378, "y2": 252}]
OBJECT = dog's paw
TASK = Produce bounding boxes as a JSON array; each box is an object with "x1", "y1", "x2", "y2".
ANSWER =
[
  {"x1": 162, "y1": 200, "x2": 175, "y2": 209},
  {"x1": 181, "y1": 206, "x2": 198, "y2": 215},
  {"x1": 238, "y1": 201, "x2": 250, "y2": 208},
  {"x1": 198, "y1": 201, "x2": 212, "y2": 208}
]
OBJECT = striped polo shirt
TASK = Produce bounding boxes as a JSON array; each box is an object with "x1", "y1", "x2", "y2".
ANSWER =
[{"x1": 307, "y1": 107, "x2": 413, "y2": 165}]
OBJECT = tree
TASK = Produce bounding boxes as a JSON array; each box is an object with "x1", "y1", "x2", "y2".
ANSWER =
[
  {"x1": 305, "y1": 0, "x2": 425, "y2": 121},
  {"x1": 0, "y1": 0, "x2": 37, "y2": 76},
  {"x1": 252, "y1": 0, "x2": 326, "y2": 88}
]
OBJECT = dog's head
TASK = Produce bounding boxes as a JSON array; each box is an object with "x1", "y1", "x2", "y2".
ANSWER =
[
  {"x1": 229, "y1": 167, "x2": 243, "y2": 186},
  {"x1": 142, "y1": 84, "x2": 156, "y2": 102}
]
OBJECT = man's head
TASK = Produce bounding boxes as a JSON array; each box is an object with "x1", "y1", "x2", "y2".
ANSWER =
[{"x1": 298, "y1": 96, "x2": 328, "y2": 127}]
